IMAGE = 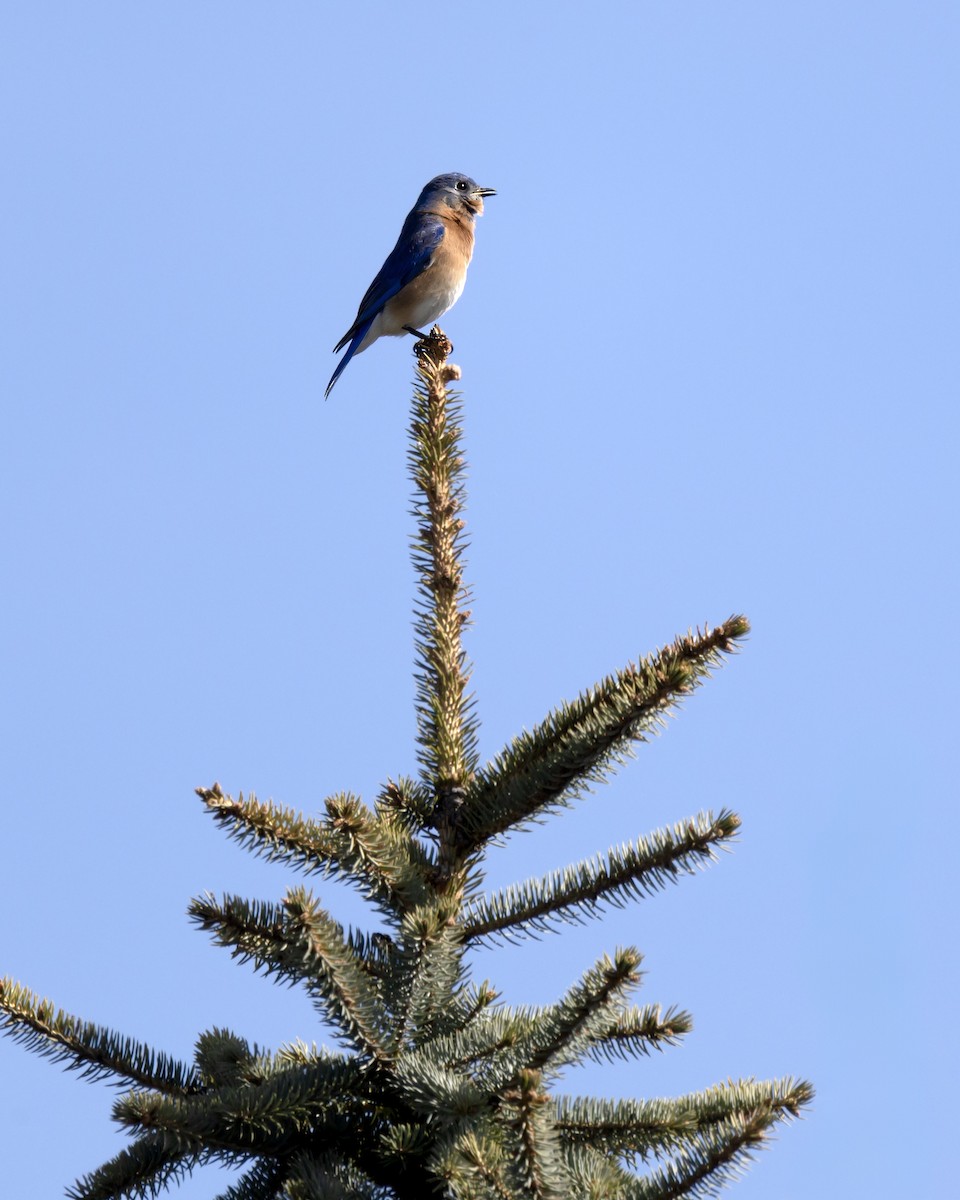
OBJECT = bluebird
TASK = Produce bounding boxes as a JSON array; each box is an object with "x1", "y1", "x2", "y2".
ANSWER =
[{"x1": 325, "y1": 172, "x2": 496, "y2": 398}]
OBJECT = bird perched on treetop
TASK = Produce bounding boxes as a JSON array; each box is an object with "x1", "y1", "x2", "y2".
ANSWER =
[{"x1": 325, "y1": 172, "x2": 496, "y2": 398}]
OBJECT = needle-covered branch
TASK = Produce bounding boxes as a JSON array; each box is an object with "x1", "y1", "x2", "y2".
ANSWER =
[
  {"x1": 194, "y1": 1027, "x2": 268, "y2": 1089},
  {"x1": 502, "y1": 1069, "x2": 568, "y2": 1199},
  {"x1": 561, "y1": 1146, "x2": 641, "y2": 1198},
  {"x1": 113, "y1": 1058, "x2": 368, "y2": 1156},
  {"x1": 487, "y1": 949, "x2": 644, "y2": 1084},
  {"x1": 283, "y1": 888, "x2": 394, "y2": 1061},
  {"x1": 189, "y1": 891, "x2": 391, "y2": 1060},
  {"x1": 462, "y1": 811, "x2": 740, "y2": 944},
  {"x1": 0, "y1": 978, "x2": 199, "y2": 1095},
  {"x1": 188, "y1": 893, "x2": 306, "y2": 983},
  {"x1": 418, "y1": 1010, "x2": 523, "y2": 1077},
  {"x1": 621, "y1": 1090, "x2": 810, "y2": 1200},
  {"x1": 282, "y1": 1153, "x2": 383, "y2": 1200},
  {"x1": 555, "y1": 1077, "x2": 814, "y2": 1174},
  {"x1": 393, "y1": 1053, "x2": 489, "y2": 1119},
  {"x1": 408, "y1": 339, "x2": 479, "y2": 808},
  {"x1": 439, "y1": 1130, "x2": 516, "y2": 1200},
  {"x1": 211, "y1": 1159, "x2": 289, "y2": 1200},
  {"x1": 65, "y1": 1135, "x2": 199, "y2": 1200},
  {"x1": 197, "y1": 784, "x2": 433, "y2": 913},
  {"x1": 456, "y1": 619, "x2": 749, "y2": 850},
  {"x1": 669, "y1": 1076, "x2": 814, "y2": 1131},
  {"x1": 555, "y1": 1095, "x2": 698, "y2": 1165},
  {"x1": 584, "y1": 1004, "x2": 692, "y2": 1064},
  {"x1": 392, "y1": 904, "x2": 468, "y2": 1050}
]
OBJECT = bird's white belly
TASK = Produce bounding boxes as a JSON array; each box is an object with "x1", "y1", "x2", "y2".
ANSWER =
[
  {"x1": 376, "y1": 272, "x2": 467, "y2": 340},
  {"x1": 401, "y1": 275, "x2": 466, "y2": 330}
]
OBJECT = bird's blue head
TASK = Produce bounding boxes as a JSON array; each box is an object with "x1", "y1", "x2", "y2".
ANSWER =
[{"x1": 416, "y1": 173, "x2": 496, "y2": 217}]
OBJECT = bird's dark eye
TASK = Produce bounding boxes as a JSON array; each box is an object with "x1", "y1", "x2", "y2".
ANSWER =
[{"x1": 456, "y1": 180, "x2": 468, "y2": 190}]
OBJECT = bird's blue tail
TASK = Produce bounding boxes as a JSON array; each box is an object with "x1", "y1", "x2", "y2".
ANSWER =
[
  {"x1": 326, "y1": 321, "x2": 379, "y2": 400},
  {"x1": 324, "y1": 321, "x2": 373, "y2": 399}
]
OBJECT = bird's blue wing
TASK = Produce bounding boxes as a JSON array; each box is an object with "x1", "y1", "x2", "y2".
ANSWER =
[{"x1": 333, "y1": 214, "x2": 445, "y2": 353}]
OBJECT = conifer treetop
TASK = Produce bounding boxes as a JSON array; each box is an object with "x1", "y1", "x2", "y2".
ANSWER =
[{"x1": 0, "y1": 334, "x2": 811, "y2": 1199}]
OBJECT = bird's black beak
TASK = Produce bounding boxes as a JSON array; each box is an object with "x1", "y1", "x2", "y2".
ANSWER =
[{"x1": 477, "y1": 187, "x2": 496, "y2": 198}]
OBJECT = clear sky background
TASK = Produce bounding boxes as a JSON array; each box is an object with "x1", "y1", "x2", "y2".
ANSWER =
[{"x1": 1, "y1": 3, "x2": 956, "y2": 1197}]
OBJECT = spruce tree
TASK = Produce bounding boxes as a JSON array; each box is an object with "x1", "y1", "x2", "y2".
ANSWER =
[{"x1": 0, "y1": 334, "x2": 812, "y2": 1199}]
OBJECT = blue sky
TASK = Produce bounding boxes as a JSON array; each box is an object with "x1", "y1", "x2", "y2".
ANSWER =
[{"x1": 1, "y1": 3, "x2": 956, "y2": 1196}]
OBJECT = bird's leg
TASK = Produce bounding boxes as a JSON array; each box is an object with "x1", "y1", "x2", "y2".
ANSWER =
[{"x1": 404, "y1": 324, "x2": 454, "y2": 355}]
